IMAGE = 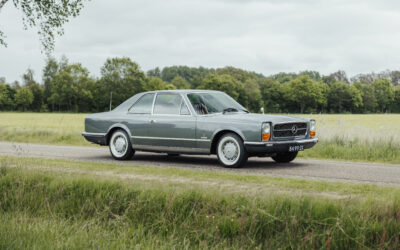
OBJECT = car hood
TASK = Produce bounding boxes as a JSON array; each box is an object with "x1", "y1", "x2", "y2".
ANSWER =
[{"x1": 209, "y1": 113, "x2": 310, "y2": 124}]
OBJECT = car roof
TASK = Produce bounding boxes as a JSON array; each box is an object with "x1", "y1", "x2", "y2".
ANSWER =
[{"x1": 143, "y1": 89, "x2": 223, "y2": 94}]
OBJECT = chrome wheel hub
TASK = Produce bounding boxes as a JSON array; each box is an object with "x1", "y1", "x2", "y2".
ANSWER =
[
  {"x1": 114, "y1": 136, "x2": 126, "y2": 153},
  {"x1": 223, "y1": 142, "x2": 238, "y2": 160}
]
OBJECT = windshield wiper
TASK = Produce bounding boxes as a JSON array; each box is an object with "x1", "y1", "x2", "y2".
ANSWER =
[
  {"x1": 222, "y1": 108, "x2": 250, "y2": 114},
  {"x1": 222, "y1": 108, "x2": 239, "y2": 114}
]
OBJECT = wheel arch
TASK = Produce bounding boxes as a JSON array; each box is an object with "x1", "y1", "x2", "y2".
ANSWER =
[
  {"x1": 106, "y1": 123, "x2": 132, "y2": 145},
  {"x1": 210, "y1": 129, "x2": 245, "y2": 154}
]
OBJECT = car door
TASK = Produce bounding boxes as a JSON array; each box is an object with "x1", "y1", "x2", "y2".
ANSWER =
[
  {"x1": 147, "y1": 93, "x2": 197, "y2": 149},
  {"x1": 126, "y1": 93, "x2": 155, "y2": 146}
]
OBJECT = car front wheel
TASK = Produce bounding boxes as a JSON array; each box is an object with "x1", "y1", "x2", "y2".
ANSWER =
[
  {"x1": 217, "y1": 133, "x2": 248, "y2": 168},
  {"x1": 109, "y1": 129, "x2": 135, "y2": 160},
  {"x1": 272, "y1": 152, "x2": 298, "y2": 163}
]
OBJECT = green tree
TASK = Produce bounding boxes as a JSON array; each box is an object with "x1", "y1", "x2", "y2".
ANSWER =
[
  {"x1": 147, "y1": 67, "x2": 161, "y2": 78},
  {"x1": 327, "y1": 81, "x2": 361, "y2": 113},
  {"x1": 14, "y1": 87, "x2": 33, "y2": 111},
  {"x1": 353, "y1": 82, "x2": 377, "y2": 113},
  {"x1": 392, "y1": 86, "x2": 400, "y2": 112},
  {"x1": 43, "y1": 57, "x2": 60, "y2": 111},
  {"x1": 323, "y1": 70, "x2": 349, "y2": 84},
  {"x1": 51, "y1": 63, "x2": 95, "y2": 112},
  {"x1": 197, "y1": 73, "x2": 262, "y2": 111},
  {"x1": 0, "y1": 83, "x2": 14, "y2": 110},
  {"x1": 349, "y1": 85, "x2": 363, "y2": 112},
  {"x1": 240, "y1": 79, "x2": 262, "y2": 112},
  {"x1": 198, "y1": 74, "x2": 242, "y2": 101},
  {"x1": 160, "y1": 66, "x2": 215, "y2": 86},
  {"x1": 299, "y1": 70, "x2": 322, "y2": 82},
  {"x1": 390, "y1": 70, "x2": 400, "y2": 86},
  {"x1": 271, "y1": 72, "x2": 298, "y2": 83},
  {"x1": 98, "y1": 57, "x2": 146, "y2": 110},
  {"x1": 23, "y1": 69, "x2": 43, "y2": 111},
  {"x1": 0, "y1": 0, "x2": 88, "y2": 51},
  {"x1": 216, "y1": 66, "x2": 263, "y2": 83},
  {"x1": 171, "y1": 76, "x2": 190, "y2": 89},
  {"x1": 283, "y1": 75, "x2": 325, "y2": 113},
  {"x1": 259, "y1": 78, "x2": 283, "y2": 113},
  {"x1": 372, "y1": 79, "x2": 395, "y2": 112},
  {"x1": 145, "y1": 77, "x2": 176, "y2": 91}
]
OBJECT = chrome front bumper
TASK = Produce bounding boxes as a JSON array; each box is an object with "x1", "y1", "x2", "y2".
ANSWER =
[{"x1": 244, "y1": 138, "x2": 318, "y2": 153}]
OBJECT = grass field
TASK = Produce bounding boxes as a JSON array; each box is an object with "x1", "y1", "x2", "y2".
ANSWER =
[
  {"x1": 0, "y1": 112, "x2": 400, "y2": 163},
  {"x1": 0, "y1": 112, "x2": 86, "y2": 146},
  {"x1": 0, "y1": 156, "x2": 399, "y2": 249},
  {"x1": 295, "y1": 114, "x2": 400, "y2": 163}
]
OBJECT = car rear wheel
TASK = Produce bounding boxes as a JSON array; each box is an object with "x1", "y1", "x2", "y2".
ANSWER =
[
  {"x1": 217, "y1": 133, "x2": 248, "y2": 168},
  {"x1": 109, "y1": 129, "x2": 135, "y2": 160},
  {"x1": 272, "y1": 152, "x2": 298, "y2": 163}
]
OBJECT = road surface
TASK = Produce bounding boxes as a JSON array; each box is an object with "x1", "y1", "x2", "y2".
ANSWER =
[{"x1": 0, "y1": 141, "x2": 399, "y2": 185}]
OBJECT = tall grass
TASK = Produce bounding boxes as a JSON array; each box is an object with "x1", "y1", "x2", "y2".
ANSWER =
[
  {"x1": 0, "y1": 166, "x2": 399, "y2": 249},
  {"x1": 301, "y1": 136, "x2": 400, "y2": 163}
]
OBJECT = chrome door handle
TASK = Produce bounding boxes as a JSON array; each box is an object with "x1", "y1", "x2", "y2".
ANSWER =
[{"x1": 149, "y1": 119, "x2": 156, "y2": 124}]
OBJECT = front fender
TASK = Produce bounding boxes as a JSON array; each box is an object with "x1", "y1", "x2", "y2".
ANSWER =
[{"x1": 211, "y1": 127, "x2": 246, "y2": 142}]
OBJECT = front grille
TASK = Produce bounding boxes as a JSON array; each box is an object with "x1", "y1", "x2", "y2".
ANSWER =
[{"x1": 273, "y1": 122, "x2": 307, "y2": 138}]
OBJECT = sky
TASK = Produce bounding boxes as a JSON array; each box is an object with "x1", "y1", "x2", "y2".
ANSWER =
[{"x1": 1, "y1": 0, "x2": 400, "y2": 83}]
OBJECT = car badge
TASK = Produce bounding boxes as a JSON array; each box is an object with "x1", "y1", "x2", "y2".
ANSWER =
[{"x1": 291, "y1": 125, "x2": 298, "y2": 135}]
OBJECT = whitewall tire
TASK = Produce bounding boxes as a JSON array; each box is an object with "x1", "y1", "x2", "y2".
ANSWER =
[
  {"x1": 216, "y1": 133, "x2": 248, "y2": 168},
  {"x1": 109, "y1": 129, "x2": 135, "y2": 160}
]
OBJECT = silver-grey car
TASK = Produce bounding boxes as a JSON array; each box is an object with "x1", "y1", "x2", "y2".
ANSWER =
[{"x1": 82, "y1": 90, "x2": 318, "y2": 168}]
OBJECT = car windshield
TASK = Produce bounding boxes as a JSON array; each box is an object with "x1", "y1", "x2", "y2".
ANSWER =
[{"x1": 187, "y1": 92, "x2": 247, "y2": 115}]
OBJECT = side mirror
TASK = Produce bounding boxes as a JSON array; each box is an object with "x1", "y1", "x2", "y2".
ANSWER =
[{"x1": 260, "y1": 107, "x2": 264, "y2": 114}]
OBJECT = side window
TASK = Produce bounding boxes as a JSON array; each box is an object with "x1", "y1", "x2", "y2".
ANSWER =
[
  {"x1": 180, "y1": 101, "x2": 190, "y2": 115},
  {"x1": 154, "y1": 93, "x2": 182, "y2": 115},
  {"x1": 129, "y1": 93, "x2": 155, "y2": 114}
]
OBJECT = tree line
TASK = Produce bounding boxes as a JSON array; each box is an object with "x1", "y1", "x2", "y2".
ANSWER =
[{"x1": 1, "y1": 56, "x2": 400, "y2": 113}]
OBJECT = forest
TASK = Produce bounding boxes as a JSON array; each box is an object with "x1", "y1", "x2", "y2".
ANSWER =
[{"x1": 1, "y1": 56, "x2": 399, "y2": 114}]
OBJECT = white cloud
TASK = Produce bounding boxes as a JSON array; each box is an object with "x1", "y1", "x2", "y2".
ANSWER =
[{"x1": 0, "y1": 0, "x2": 400, "y2": 83}]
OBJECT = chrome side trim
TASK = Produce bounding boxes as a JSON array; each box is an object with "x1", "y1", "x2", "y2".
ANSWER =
[
  {"x1": 131, "y1": 136, "x2": 211, "y2": 142},
  {"x1": 244, "y1": 138, "x2": 318, "y2": 145},
  {"x1": 133, "y1": 144, "x2": 210, "y2": 154},
  {"x1": 82, "y1": 132, "x2": 106, "y2": 137}
]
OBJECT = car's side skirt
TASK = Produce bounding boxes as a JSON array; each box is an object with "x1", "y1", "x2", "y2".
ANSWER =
[{"x1": 132, "y1": 144, "x2": 210, "y2": 155}]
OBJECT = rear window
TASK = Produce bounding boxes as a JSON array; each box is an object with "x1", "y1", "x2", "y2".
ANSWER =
[{"x1": 129, "y1": 93, "x2": 155, "y2": 114}]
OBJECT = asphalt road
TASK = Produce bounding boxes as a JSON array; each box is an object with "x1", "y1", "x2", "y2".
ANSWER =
[{"x1": 1, "y1": 141, "x2": 399, "y2": 185}]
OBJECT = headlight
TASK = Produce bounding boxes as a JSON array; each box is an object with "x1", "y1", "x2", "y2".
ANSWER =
[
  {"x1": 262, "y1": 123, "x2": 271, "y2": 141},
  {"x1": 310, "y1": 120, "x2": 316, "y2": 138}
]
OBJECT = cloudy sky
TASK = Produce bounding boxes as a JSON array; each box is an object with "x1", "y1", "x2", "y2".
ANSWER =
[{"x1": 1, "y1": 0, "x2": 400, "y2": 83}]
